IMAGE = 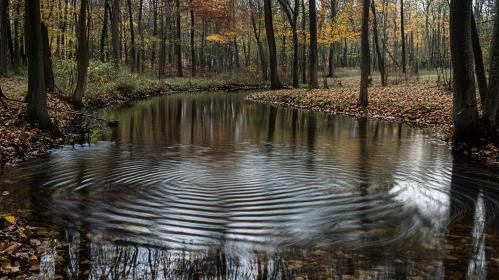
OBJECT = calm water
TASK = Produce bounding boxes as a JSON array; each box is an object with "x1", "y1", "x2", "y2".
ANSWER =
[{"x1": 1, "y1": 91, "x2": 499, "y2": 279}]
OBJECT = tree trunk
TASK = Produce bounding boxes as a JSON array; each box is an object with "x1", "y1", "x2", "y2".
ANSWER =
[
  {"x1": 449, "y1": 0, "x2": 480, "y2": 145},
  {"x1": 234, "y1": 40, "x2": 240, "y2": 69},
  {"x1": 13, "y1": 2, "x2": 20, "y2": 71},
  {"x1": 100, "y1": 0, "x2": 109, "y2": 63},
  {"x1": 292, "y1": 24, "x2": 299, "y2": 87},
  {"x1": 136, "y1": 0, "x2": 143, "y2": 72},
  {"x1": 73, "y1": 0, "x2": 88, "y2": 106},
  {"x1": 251, "y1": 13, "x2": 268, "y2": 82},
  {"x1": 41, "y1": 23, "x2": 54, "y2": 92},
  {"x1": 263, "y1": 0, "x2": 281, "y2": 89},
  {"x1": 483, "y1": 0, "x2": 499, "y2": 133},
  {"x1": 400, "y1": 0, "x2": 406, "y2": 73},
  {"x1": 25, "y1": 0, "x2": 51, "y2": 129},
  {"x1": 425, "y1": 1, "x2": 432, "y2": 70},
  {"x1": 0, "y1": 0, "x2": 8, "y2": 75},
  {"x1": 200, "y1": 21, "x2": 205, "y2": 68},
  {"x1": 309, "y1": 0, "x2": 318, "y2": 88},
  {"x1": 328, "y1": 0, "x2": 336, "y2": 78},
  {"x1": 127, "y1": 0, "x2": 135, "y2": 72},
  {"x1": 277, "y1": 0, "x2": 299, "y2": 87},
  {"x1": 151, "y1": 0, "x2": 157, "y2": 69},
  {"x1": 371, "y1": 0, "x2": 386, "y2": 86},
  {"x1": 471, "y1": 13, "x2": 487, "y2": 106},
  {"x1": 301, "y1": 0, "x2": 306, "y2": 84},
  {"x1": 359, "y1": 0, "x2": 370, "y2": 108},
  {"x1": 111, "y1": 0, "x2": 120, "y2": 68},
  {"x1": 176, "y1": 0, "x2": 183, "y2": 77},
  {"x1": 190, "y1": 8, "x2": 196, "y2": 76}
]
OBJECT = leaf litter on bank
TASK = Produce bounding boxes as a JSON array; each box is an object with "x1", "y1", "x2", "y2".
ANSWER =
[{"x1": 0, "y1": 214, "x2": 59, "y2": 279}]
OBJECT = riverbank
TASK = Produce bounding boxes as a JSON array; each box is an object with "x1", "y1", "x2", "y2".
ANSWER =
[
  {"x1": 0, "y1": 75, "x2": 266, "y2": 167},
  {"x1": 246, "y1": 86, "x2": 499, "y2": 164},
  {"x1": 0, "y1": 74, "x2": 266, "y2": 277}
]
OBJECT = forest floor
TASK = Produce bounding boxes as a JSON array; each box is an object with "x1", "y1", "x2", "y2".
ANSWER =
[{"x1": 0, "y1": 74, "x2": 265, "y2": 167}]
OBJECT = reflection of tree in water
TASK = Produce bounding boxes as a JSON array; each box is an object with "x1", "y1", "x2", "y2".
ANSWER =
[
  {"x1": 18, "y1": 93, "x2": 499, "y2": 279},
  {"x1": 445, "y1": 158, "x2": 499, "y2": 279}
]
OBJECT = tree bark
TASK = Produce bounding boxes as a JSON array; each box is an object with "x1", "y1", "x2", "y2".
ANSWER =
[
  {"x1": 13, "y1": 1, "x2": 20, "y2": 71},
  {"x1": 111, "y1": 0, "x2": 120, "y2": 68},
  {"x1": 176, "y1": 0, "x2": 183, "y2": 76},
  {"x1": 449, "y1": 0, "x2": 480, "y2": 145},
  {"x1": 301, "y1": 0, "x2": 306, "y2": 84},
  {"x1": 250, "y1": 10, "x2": 268, "y2": 81},
  {"x1": 359, "y1": 0, "x2": 370, "y2": 107},
  {"x1": 0, "y1": 0, "x2": 8, "y2": 75},
  {"x1": 137, "y1": 0, "x2": 143, "y2": 72},
  {"x1": 25, "y1": 0, "x2": 51, "y2": 129},
  {"x1": 73, "y1": 0, "x2": 89, "y2": 106},
  {"x1": 263, "y1": 0, "x2": 282, "y2": 89},
  {"x1": 328, "y1": 0, "x2": 336, "y2": 78},
  {"x1": 471, "y1": 13, "x2": 487, "y2": 106},
  {"x1": 151, "y1": 0, "x2": 157, "y2": 69},
  {"x1": 100, "y1": 0, "x2": 109, "y2": 63},
  {"x1": 483, "y1": 0, "x2": 499, "y2": 133},
  {"x1": 41, "y1": 23, "x2": 55, "y2": 92},
  {"x1": 400, "y1": 0, "x2": 406, "y2": 73},
  {"x1": 371, "y1": 0, "x2": 386, "y2": 86},
  {"x1": 190, "y1": 8, "x2": 196, "y2": 76},
  {"x1": 309, "y1": 0, "x2": 318, "y2": 88},
  {"x1": 277, "y1": 0, "x2": 299, "y2": 87},
  {"x1": 127, "y1": 0, "x2": 135, "y2": 72}
]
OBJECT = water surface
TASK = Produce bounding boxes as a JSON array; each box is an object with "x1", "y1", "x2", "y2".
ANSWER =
[{"x1": 1, "y1": 91, "x2": 499, "y2": 279}]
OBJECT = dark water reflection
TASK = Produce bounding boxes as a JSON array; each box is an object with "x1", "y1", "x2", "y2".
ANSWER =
[{"x1": 1, "y1": 91, "x2": 499, "y2": 279}]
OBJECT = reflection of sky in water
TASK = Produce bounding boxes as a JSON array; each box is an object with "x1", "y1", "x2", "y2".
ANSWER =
[{"x1": 2, "y1": 92, "x2": 499, "y2": 279}]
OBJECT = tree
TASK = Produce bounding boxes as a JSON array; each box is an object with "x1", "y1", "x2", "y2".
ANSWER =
[
  {"x1": 277, "y1": 0, "x2": 299, "y2": 87},
  {"x1": 190, "y1": 3, "x2": 196, "y2": 77},
  {"x1": 100, "y1": 0, "x2": 109, "y2": 63},
  {"x1": 449, "y1": 0, "x2": 480, "y2": 145},
  {"x1": 359, "y1": 0, "x2": 370, "y2": 108},
  {"x1": 176, "y1": 0, "x2": 183, "y2": 77},
  {"x1": 249, "y1": 0, "x2": 268, "y2": 82},
  {"x1": 25, "y1": 0, "x2": 51, "y2": 129},
  {"x1": 127, "y1": 0, "x2": 136, "y2": 72},
  {"x1": 73, "y1": 0, "x2": 89, "y2": 106},
  {"x1": 371, "y1": 0, "x2": 386, "y2": 86},
  {"x1": 327, "y1": 0, "x2": 337, "y2": 78},
  {"x1": 309, "y1": 0, "x2": 318, "y2": 88},
  {"x1": 41, "y1": 22, "x2": 54, "y2": 91},
  {"x1": 400, "y1": 0, "x2": 406, "y2": 73},
  {"x1": 471, "y1": 13, "x2": 487, "y2": 106},
  {"x1": 263, "y1": 0, "x2": 282, "y2": 89},
  {"x1": 111, "y1": 0, "x2": 120, "y2": 68},
  {"x1": 482, "y1": 0, "x2": 499, "y2": 134},
  {"x1": 0, "y1": 0, "x2": 8, "y2": 75}
]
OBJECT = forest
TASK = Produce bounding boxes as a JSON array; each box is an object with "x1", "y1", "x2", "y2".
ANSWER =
[
  {"x1": 3, "y1": 1, "x2": 499, "y2": 278},
  {"x1": 0, "y1": 0, "x2": 497, "y2": 162}
]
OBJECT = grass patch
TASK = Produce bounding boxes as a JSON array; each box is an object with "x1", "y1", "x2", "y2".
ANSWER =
[{"x1": 52, "y1": 59, "x2": 265, "y2": 104}]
